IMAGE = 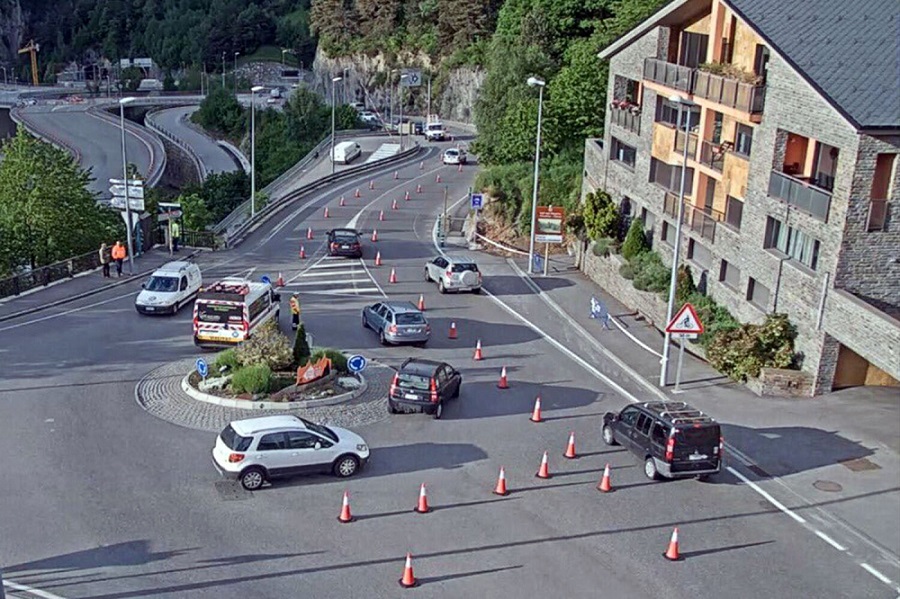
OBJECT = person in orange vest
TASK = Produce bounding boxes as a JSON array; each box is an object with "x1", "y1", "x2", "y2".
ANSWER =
[
  {"x1": 111, "y1": 241, "x2": 127, "y2": 277},
  {"x1": 289, "y1": 293, "x2": 301, "y2": 330}
]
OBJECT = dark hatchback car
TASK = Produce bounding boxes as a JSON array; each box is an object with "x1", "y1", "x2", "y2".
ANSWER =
[
  {"x1": 327, "y1": 228, "x2": 363, "y2": 258},
  {"x1": 602, "y1": 401, "x2": 723, "y2": 481},
  {"x1": 388, "y1": 358, "x2": 461, "y2": 420}
]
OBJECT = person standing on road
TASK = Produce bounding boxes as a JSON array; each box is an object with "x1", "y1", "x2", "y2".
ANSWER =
[
  {"x1": 111, "y1": 241, "x2": 127, "y2": 277},
  {"x1": 289, "y1": 293, "x2": 302, "y2": 330},
  {"x1": 98, "y1": 243, "x2": 111, "y2": 278},
  {"x1": 171, "y1": 220, "x2": 181, "y2": 252}
]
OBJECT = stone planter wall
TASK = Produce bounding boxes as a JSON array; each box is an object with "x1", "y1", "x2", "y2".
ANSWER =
[{"x1": 746, "y1": 368, "x2": 814, "y2": 398}]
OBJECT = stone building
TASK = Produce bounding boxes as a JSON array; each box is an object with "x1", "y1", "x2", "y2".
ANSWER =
[{"x1": 582, "y1": 0, "x2": 900, "y2": 393}]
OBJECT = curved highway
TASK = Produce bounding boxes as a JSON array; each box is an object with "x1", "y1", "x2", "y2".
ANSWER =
[
  {"x1": 0, "y1": 132, "x2": 893, "y2": 598},
  {"x1": 147, "y1": 105, "x2": 239, "y2": 176}
]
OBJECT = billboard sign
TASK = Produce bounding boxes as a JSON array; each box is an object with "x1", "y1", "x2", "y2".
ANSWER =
[{"x1": 534, "y1": 206, "x2": 565, "y2": 243}]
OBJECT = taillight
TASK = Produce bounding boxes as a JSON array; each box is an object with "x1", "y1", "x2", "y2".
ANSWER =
[
  {"x1": 665, "y1": 436, "x2": 675, "y2": 462},
  {"x1": 228, "y1": 453, "x2": 245, "y2": 463},
  {"x1": 331, "y1": 242, "x2": 338, "y2": 249},
  {"x1": 192, "y1": 316, "x2": 198, "y2": 331},
  {"x1": 717, "y1": 435, "x2": 724, "y2": 458},
  {"x1": 388, "y1": 324, "x2": 397, "y2": 333},
  {"x1": 425, "y1": 325, "x2": 431, "y2": 333},
  {"x1": 242, "y1": 321, "x2": 250, "y2": 332},
  {"x1": 430, "y1": 378, "x2": 438, "y2": 403},
  {"x1": 390, "y1": 373, "x2": 399, "y2": 396},
  {"x1": 445, "y1": 270, "x2": 453, "y2": 278}
]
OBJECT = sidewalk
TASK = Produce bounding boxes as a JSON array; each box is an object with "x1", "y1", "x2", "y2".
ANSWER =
[{"x1": 0, "y1": 248, "x2": 200, "y2": 323}]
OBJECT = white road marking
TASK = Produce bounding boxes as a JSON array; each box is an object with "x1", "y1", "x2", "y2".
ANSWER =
[
  {"x1": 860, "y1": 563, "x2": 893, "y2": 585},
  {"x1": 295, "y1": 269, "x2": 359, "y2": 277},
  {"x1": 0, "y1": 291, "x2": 138, "y2": 332},
  {"x1": 345, "y1": 163, "x2": 445, "y2": 230},
  {"x1": 3, "y1": 579, "x2": 70, "y2": 599},
  {"x1": 287, "y1": 278, "x2": 374, "y2": 287},
  {"x1": 301, "y1": 289, "x2": 382, "y2": 298},
  {"x1": 358, "y1": 258, "x2": 388, "y2": 299},
  {"x1": 815, "y1": 530, "x2": 849, "y2": 551}
]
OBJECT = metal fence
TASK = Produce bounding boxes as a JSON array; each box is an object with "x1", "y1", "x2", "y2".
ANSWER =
[{"x1": 0, "y1": 250, "x2": 100, "y2": 299}]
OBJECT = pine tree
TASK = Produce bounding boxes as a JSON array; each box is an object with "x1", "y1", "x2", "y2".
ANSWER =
[{"x1": 293, "y1": 323, "x2": 311, "y2": 368}]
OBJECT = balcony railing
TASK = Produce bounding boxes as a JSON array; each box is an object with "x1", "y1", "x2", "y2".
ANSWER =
[
  {"x1": 609, "y1": 104, "x2": 641, "y2": 135},
  {"x1": 664, "y1": 191, "x2": 680, "y2": 218},
  {"x1": 674, "y1": 130, "x2": 698, "y2": 157},
  {"x1": 699, "y1": 139, "x2": 726, "y2": 171},
  {"x1": 643, "y1": 58, "x2": 693, "y2": 93},
  {"x1": 686, "y1": 204, "x2": 722, "y2": 243},
  {"x1": 693, "y1": 70, "x2": 766, "y2": 113},
  {"x1": 768, "y1": 170, "x2": 832, "y2": 222}
]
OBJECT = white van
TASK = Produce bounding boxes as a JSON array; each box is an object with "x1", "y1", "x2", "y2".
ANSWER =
[
  {"x1": 192, "y1": 278, "x2": 281, "y2": 348},
  {"x1": 332, "y1": 141, "x2": 362, "y2": 164},
  {"x1": 135, "y1": 261, "x2": 202, "y2": 315}
]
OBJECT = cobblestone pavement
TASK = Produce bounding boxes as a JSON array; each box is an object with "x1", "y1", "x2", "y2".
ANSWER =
[{"x1": 135, "y1": 358, "x2": 391, "y2": 432}]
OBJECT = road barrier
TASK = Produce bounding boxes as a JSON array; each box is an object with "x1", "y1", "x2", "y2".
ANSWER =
[
  {"x1": 145, "y1": 106, "x2": 207, "y2": 181},
  {"x1": 90, "y1": 105, "x2": 167, "y2": 187}
]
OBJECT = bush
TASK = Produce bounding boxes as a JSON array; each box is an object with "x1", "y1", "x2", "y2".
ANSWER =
[
  {"x1": 231, "y1": 364, "x2": 271, "y2": 395},
  {"x1": 592, "y1": 237, "x2": 619, "y2": 257},
  {"x1": 311, "y1": 348, "x2": 349, "y2": 374},
  {"x1": 706, "y1": 314, "x2": 797, "y2": 381},
  {"x1": 619, "y1": 262, "x2": 635, "y2": 279},
  {"x1": 236, "y1": 321, "x2": 293, "y2": 371},
  {"x1": 214, "y1": 348, "x2": 240, "y2": 373},
  {"x1": 583, "y1": 190, "x2": 620, "y2": 241},
  {"x1": 631, "y1": 252, "x2": 670, "y2": 293},
  {"x1": 621, "y1": 219, "x2": 649, "y2": 261},
  {"x1": 689, "y1": 293, "x2": 739, "y2": 348},
  {"x1": 675, "y1": 265, "x2": 697, "y2": 306},
  {"x1": 293, "y1": 323, "x2": 311, "y2": 367}
]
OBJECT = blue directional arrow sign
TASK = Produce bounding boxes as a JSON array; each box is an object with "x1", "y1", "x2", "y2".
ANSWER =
[
  {"x1": 260, "y1": 275, "x2": 272, "y2": 285},
  {"x1": 196, "y1": 358, "x2": 209, "y2": 379},
  {"x1": 347, "y1": 354, "x2": 367, "y2": 373}
]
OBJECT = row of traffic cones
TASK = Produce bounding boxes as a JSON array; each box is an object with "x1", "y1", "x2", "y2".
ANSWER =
[{"x1": 338, "y1": 483, "x2": 433, "y2": 525}]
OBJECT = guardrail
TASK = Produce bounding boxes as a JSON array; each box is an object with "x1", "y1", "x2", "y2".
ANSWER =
[
  {"x1": 89, "y1": 105, "x2": 167, "y2": 187},
  {"x1": 8, "y1": 106, "x2": 84, "y2": 163},
  {"x1": 145, "y1": 106, "x2": 207, "y2": 181},
  {"x1": 0, "y1": 250, "x2": 99, "y2": 300}
]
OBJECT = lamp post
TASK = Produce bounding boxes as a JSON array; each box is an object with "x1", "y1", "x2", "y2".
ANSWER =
[
  {"x1": 119, "y1": 97, "x2": 136, "y2": 275},
  {"x1": 526, "y1": 76, "x2": 546, "y2": 274},
  {"x1": 2, "y1": 66, "x2": 8, "y2": 85},
  {"x1": 331, "y1": 76, "x2": 342, "y2": 174},
  {"x1": 388, "y1": 68, "x2": 398, "y2": 129},
  {"x1": 281, "y1": 48, "x2": 289, "y2": 68},
  {"x1": 233, "y1": 52, "x2": 240, "y2": 94},
  {"x1": 659, "y1": 94, "x2": 696, "y2": 388},
  {"x1": 250, "y1": 85, "x2": 265, "y2": 218},
  {"x1": 398, "y1": 74, "x2": 409, "y2": 150},
  {"x1": 221, "y1": 52, "x2": 225, "y2": 89}
]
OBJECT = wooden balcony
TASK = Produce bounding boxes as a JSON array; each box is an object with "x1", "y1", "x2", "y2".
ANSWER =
[
  {"x1": 643, "y1": 58, "x2": 693, "y2": 93},
  {"x1": 609, "y1": 104, "x2": 641, "y2": 135},
  {"x1": 693, "y1": 70, "x2": 766, "y2": 114},
  {"x1": 699, "y1": 139, "x2": 726, "y2": 172}
]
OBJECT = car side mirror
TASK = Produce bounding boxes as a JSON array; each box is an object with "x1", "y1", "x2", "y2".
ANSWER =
[
  {"x1": 140, "y1": 283, "x2": 146, "y2": 289},
  {"x1": 314, "y1": 442, "x2": 322, "y2": 450}
]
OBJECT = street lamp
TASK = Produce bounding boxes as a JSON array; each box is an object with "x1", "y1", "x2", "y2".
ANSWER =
[
  {"x1": 281, "y1": 48, "x2": 290, "y2": 68},
  {"x1": 1, "y1": 66, "x2": 7, "y2": 85},
  {"x1": 233, "y1": 52, "x2": 240, "y2": 94},
  {"x1": 119, "y1": 97, "x2": 136, "y2": 275},
  {"x1": 221, "y1": 52, "x2": 225, "y2": 89},
  {"x1": 389, "y1": 68, "x2": 398, "y2": 129},
  {"x1": 398, "y1": 74, "x2": 409, "y2": 150},
  {"x1": 330, "y1": 76, "x2": 342, "y2": 174},
  {"x1": 250, "y1": 85, "x2": 265, "y2": 218},
  {"x1": 659, "y1": 94, "x2": 696, "y2": 388},
  {"x1": 526, "y1": 76, "x2": 546, "y2": 274}
]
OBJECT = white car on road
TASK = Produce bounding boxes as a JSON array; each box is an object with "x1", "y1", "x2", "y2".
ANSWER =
[
  {"x1": 425, "y1": 254, "x2": 482, "y2": 294},
  {"x1": 442, "y1": 148, "x2": 467, "y2": 165}
]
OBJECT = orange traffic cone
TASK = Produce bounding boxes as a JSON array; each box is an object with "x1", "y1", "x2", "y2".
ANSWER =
[
  {"x1": 339, "y1": 196, "x2": 346, "y2": 206},
  {"x1": 416, "y1": 184, "x2": 422, "y2": 193},
  {"x1": 448, "y1": 321, "x2": 458, "y2": 339},
  {"x1": 536, "y1": 451, "x2": 551, "y2": 479},
  {"x1": 664, "y1": 528, "x2": 681, "y2": 561},
  {"x1": 530, "y1": 396, "x2": 543, "y2": 423},
  {"x1": 436, "y1": 174, "x2": 442, "y2": 183},
  {"x1": 419, "y1": 161, "x2": 424, "y2": 170},
  {"x1": 417, "y1": 294, "x2": 426, "y2": 311},
  {"x1": 497, "y1": 366, "x2": 509, "y2": 389},
  {"x1": 597, "y1": 463, "x2": 613, "y2": 493},
  {"x1": 369, "y1": 180, "x2": 375, "y2": 190},
  {"x1": 299, "y1": 245, "x2": 307, "y2": 259},
  {"x1": 493, "y1": 467, "x2": 509, "y2": 496},
  {"x1": 371, "y1": 229, "x2": 378, "y2": 242},
  {"x1": 337, "y1": 491, "x2": 354, "y2": 523},
  {"x1": 391, "y1": 199, "x2": 398, "y2": 210},
  {"x1": 306, "y1": 227, "x2": 313, "y2": 240},
  {"x1": 355, "y1": 188, "x2": 361, "y2": 198},
  {"x1": 276, "y1": 272, "x2": 285, "y2": 287},
  {"x1": 323, "y1": 206, "x2": 330, "y2": 218},
  {"x1": 563, "y1": 432, "x2": 577, "y2": 459},
  {"x1": 374, "y1": 251, "x2": 382, "y2": 267},
  {"x1": 473, "y1": 339, "x2": 483, "y2": 361},
  {"x1": 399, "y1": 553, "x2": 418, "y2": 588},
  {"x1": 393, "y1": 170, "x2": 399, "y2": 180},
  {"x1": 414, "y1": 483, "x2": 431, "y2": 513},
  {"x1": 405, "y1": 190, "x2": 410, "y2": 201},
  {"x1": 389, "y1": 268, "x2": 397, "y2": 284},
  {"x1": 379, "y1": 210, "x2": 385, "y2": 222}
]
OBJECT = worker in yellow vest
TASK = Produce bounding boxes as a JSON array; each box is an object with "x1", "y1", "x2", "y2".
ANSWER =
[
  {"x1": 170, "y1": 220, "x2": 181, "y2": 252},
  {"x1": 289, "y1": 293, "x2": 301, "y2": 330}
]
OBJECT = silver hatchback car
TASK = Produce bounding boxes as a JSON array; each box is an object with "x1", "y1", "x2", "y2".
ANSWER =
[
  {"x1": 425, "y1": 255, "x2": 482, "y2": 293},
  {"x1": 362, "y1": 301, "x2": 431, "y2": 345}
]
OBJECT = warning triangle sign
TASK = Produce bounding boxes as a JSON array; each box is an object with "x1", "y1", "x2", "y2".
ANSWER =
[{"x1": 666, "y1": 303, "x2": 704, "y2": 334}]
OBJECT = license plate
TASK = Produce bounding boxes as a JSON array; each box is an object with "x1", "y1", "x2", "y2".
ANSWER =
[
  {"x1": 404, "y1": 393, "x2": 418, "y2": 400},
  {"x1": 145, "y1": 306, "x2": 155, "y2": 311},
  {"x1": 688, "y1": 454, "x2": 708, "y2": 461},
  {"x1": 342, "y1": 245, "x2": 350, "y2": 249},
  {"x1": 407, "y1": 328, "x2": 420, "y2": 333}
]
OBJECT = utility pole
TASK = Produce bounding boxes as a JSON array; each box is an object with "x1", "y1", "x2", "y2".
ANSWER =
[{"x1": 221, "y1": 52, "x2": 225, "y2": 89}]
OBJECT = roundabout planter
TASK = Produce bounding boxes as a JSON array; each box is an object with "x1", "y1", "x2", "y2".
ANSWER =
[{"x1": 182, "y1": 372, "x2": 368, "y2": 411}]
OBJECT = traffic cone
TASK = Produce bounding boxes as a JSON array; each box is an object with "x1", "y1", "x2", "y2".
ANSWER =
[
  {"x1": 355, "y1": 188, "x2": 361, "y2": 198},
  {"x1": 563, "y1": 432, "x2": 577, "y2": 459},
  {"x1": 473, "y1": 339, "x2": 483, "y2": 361},
  {"x1": 339, "y1": 196, "x2": 346, "y2": 206},
  {"x1": 299, "y1": 245, "x2": 307, "y2": 259},
  {"x1": 391, "y1": 199, "x2": 398, "y2": 210},
  {"x1": 597, "y1": 463, "x2": 613, "y2": 493},
  {"x1": 389, "y1": 268, "x2": 397, "y2": 284},
  {"x1": 399, "y1": 553, "x2": 418, "y2": 588},
  {"x1": 416, "y1": 184, "x2": 422, "y2": 193},
  {"x1": 369, "y1": 180, "x2": 375, "y2": 190},
  {"x1": 276, "y1": 272, "x2": 285, "y2": 287},
  {"x1": 374, "y1": 251, "x2": 382, "y2": 266},
  {"x1": 493, "y1": 467, "x2": 509, "y2": 496},
  {"x1": 414, "y1": 483, "x2": 431, "y2": 513},
  {"x1": 497, "y1": 366, "x2": 509, "y2": 389},
  {"x1": 419, "y1": 161, "x2": 424, "y2": 170},
  {"x1": 436, "y1": 174, "x2": 442, "y2": 183},
  {"x1": 536, "y1": 451, "x2": 551, "y2": 479},
  {"x1": 306, "y1": 227, "x2": 313, "y2": 240},
  {"x1": 371, "y1": 229, "x2": 378, "y2": 242},
  {"x1": 405, "y1": 190, "x2": 410, "y2": 201},
  {"x1": 323, "y1": 206, "x2": 330, "y2": 218},
  {"x1": 337, "y1": 491, "x2": 354, "y2": 523},
  {"x1": 448, "y1": 321, "x2": 458, "y2": 339},
  {"x1": 530, "y1": 396, "x2": 543, "y2": 423},
  {"x1": 379, "y1": 210, "x2": 385, "y2": 221},
  {"x1": 664, "y1": 528, "x2": 681, "y2": 561},
  {"x1": 393, "y1": 170, "x2": 399, "y2": 180},
  {"x1": 417, "y1": 294, "x2": 426, "y2": 311}
]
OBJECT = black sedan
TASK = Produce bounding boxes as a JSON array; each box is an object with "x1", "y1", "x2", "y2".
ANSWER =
[
  {"x1": 388, "y1": 358, "x2": 461, "y2": 420},
  {"x1": 327, "y1": 228, "x2": 363, "y2": 258}
]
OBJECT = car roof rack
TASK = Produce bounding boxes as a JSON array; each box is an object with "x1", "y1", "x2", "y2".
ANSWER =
[{"x1": 642, "y1": 401, "x2": 715, "y2": 425}]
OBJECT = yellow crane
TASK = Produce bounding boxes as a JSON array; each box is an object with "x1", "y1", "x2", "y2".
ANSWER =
[{"x1": 18, "y1": 39, "x2": 40, "y2": 86}]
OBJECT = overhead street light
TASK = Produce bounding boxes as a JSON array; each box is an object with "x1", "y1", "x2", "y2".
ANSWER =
[
  {"x1": 119, "y1": 96, "x2": 136, "y2": 275},
  {"x1": 250, "y1": 85, "x2": 265, "y2": 218},
  {"x1": 659, "y1": 93, "x2": 696, "y2": 388},
  {"x1": 221, "y1": 52, "x2": 225, "y2": 89},
  {"x1": 398, "y1": 74, "x2": 409, "y2": 150},
  {"x1": 331, "y1": 76, "x2": 343, "y2": 174},
  {"x1": 233, "y1": 52, "x2": 240, "y2": 94},
  {"x1": 526, "y1": 76, "x2": 546, "y2": 275}
]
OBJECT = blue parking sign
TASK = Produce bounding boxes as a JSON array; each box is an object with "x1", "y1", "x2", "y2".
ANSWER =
[{"x1": 471, "y1": 193, "x2": 484, "y2": 210}]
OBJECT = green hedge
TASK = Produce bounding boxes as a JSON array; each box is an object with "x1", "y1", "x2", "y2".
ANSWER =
[
  {"x1": 312, "y1": 348, "x2": 349, "y2": 374},
  {"x1": 231, "y1": 364, "x2": 272, "y2": 394},
  {"x1": 214, "y1": 348, "x2": 240, "y2": 373}
]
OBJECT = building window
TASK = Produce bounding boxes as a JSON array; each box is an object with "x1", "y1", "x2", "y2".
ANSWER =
[
  {"x1": 661, "y1": 221, "x2": 676, "y2": 246},
  {"x1": 868, "y1": 153, "x2": 896, "y2": 232},
  {"x1": 611, "y1": 137, "x2": 637, "y2": 169},
  {"x1": 614, "y1": 75, "x2": 641, "y2": 104},
  {"x1": 650, "y1": 158, "x2": 694, "y2": 193},
  {"x1": 725, "y1": 196, "x2": 743, "y2": 230},
  {"x1": 641, "y1": 207, "x2": 656, "y2": 232},
  {"x1": 679, "y1": 32, "x2": 709, "y2": 68},
  {"x1": 734, "y1": 124, "x2": 753, "y2": 157},
  {"x1": 687, "y1": 239, "x2": 712, "y2": 269},
  {"x1": 747, "y1": 277, "x2": 771, "y2": 310},
  {"x1": 764, "y1": 216, "x2": 821, "y2": 270},
  {"x1": 719, "y1": 260, "x2": 741, "y2": 290},
  {"x1": 656, "y1": 98, "x2": 700, "y2": 130}
]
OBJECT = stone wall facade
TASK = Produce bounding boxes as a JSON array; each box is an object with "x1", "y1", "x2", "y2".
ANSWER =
[{"x1": 746, "y1": 368, "x2": 814, "y2": 398}]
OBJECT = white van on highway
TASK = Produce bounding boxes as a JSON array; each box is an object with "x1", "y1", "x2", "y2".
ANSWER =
[
  {"x1": 135, "y1": 261, "x2": 202, "y2": 315},
  {"x1": 332, "y1": 141, "x2": 362, "y2": 164}
]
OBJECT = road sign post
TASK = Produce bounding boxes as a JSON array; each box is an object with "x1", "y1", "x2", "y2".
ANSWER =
[
  {"x1": 664, "y1": 303, "x2": 704, "y2": 394},
  {"x1": 196, "y1": 358, "x2": 209, "y2": 380},
  {"x1": 347, "y1": 354, "x2": 367, "y2": 374}
]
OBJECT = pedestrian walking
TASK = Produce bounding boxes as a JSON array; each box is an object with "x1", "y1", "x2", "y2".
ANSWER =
[
  {"x1": 171, "y1": 220, "x2": 181, "y2": 252},
  {"x1": 289, "y1": 293, "x2": 302, "y2": 330},
  {"x1": 111, "y1": 240, "x2": 127, "y2": 277},
  {"x1": 98, "y1": 243, "x2": 111, "y2": 278}
]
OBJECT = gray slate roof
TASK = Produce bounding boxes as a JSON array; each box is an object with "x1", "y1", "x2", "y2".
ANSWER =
[{"x1": 727, "y1": 0, "x2": 900, "y2": 129}]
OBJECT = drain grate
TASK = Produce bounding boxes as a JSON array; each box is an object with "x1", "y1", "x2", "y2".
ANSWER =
[
  {"x1": 215, "y1": 480, "x2": 253, "y2": 501},
  {"x1": 839, "y1": 457, "x2": 881, "y2": 472},
  {"x1": 813, "y1": 480, "x2": 843, "y2": 493}
]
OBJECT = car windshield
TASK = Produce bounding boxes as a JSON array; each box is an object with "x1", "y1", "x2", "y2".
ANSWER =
[
  {"x1": 145, "y1": 275, "x2": 178, "y2": 292},
  {"x1": 397, "y1": 372, "x2": 430, "y2": 390},
  {"x1": 299, "y1": 418, "x2": 339, "y2": 443},
  {"x1": 675, "y1": 425, "x2": 719, "y2": 445},
  {"x1": 426, "y1": 124, "x2": 442, "y2": 130},
  {"x1": 220, "y1": 425, "x2": 252, "y2": 451},
  {"x1": 396, "y1": 313, "x2": 425, "y2": 325},
  {"x1": 451, "y1": 263, "x2": 478, "y2": 273},
  {"x1": 197, "y1": 302, "x2": 244, "y2": 324}
]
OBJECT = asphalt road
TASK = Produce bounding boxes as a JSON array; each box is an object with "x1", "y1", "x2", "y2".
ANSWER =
[
  {"x1": 146, "y1": 106, "x2": 238, "y2": 175},
  {"x1": 0, "y1": 133, "x2": 894, "y2": 598}
]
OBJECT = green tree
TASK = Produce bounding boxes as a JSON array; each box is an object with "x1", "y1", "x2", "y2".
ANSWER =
[
  {"x1": 198, "y1": 171, "x2": 251, "y2": 223},
  {"x1": 621, "y1": 218, "x2": 649, "y2": 261},
  {"x1": 582, "y1": 190, "x2": 619, "y2": 241},
  {"x1": 546, "y1": 38, "x2": 608, "y2": 150},
  {"x1": 179, "y1": 192, "x2": 211, "y2": 231},
  {"x1": 193, "y1": 87, "x2": 246, "y2": 139},
  {"x1": 293, "y1": 322, "x2": 311, "y2": 367},
  {"x1": 0, "y1": 131, "x2": 121, "y2": 274}
]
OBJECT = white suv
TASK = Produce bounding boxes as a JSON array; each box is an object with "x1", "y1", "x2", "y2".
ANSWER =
[
  {"x1": 424, "y1": 255, "x2": 482, "y2": 294},
  {"x1": 212, "y1": 415, "x2": 370, "y2": 490}
]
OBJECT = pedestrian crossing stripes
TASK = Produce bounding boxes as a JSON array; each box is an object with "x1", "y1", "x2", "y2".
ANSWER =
[{"x1": 284, "y1": 255, "x2": 385, "y2": 298}]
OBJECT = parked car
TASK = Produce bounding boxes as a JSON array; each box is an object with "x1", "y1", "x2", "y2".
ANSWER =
[
  {"x1": 413, "y1": 121, "x2": 424, "y2": 135},
  {"x1": 442, "y1": 148, "x2": 467, "y2": 165},
  {"x1": 326, "y1": 228, "x2": 363, "y2": 258},
  {"x1": 388, "y1": 358, "x2": 462, "y2": 419},
  {"x1": 361, "y1": 301, "x2": 431, "y2": 346},
  {"x1": 424, "y1": 254, "x2": 482, "y2": 294},
  {"x1": 602, "y1": 401, "x2": 723, "y2": 481},
  {"x1": 212, "y1": 415, "x2": 370, "y2": 490},
  {"x1": 135, "y1": 261, "x2": 202, "y2": 315}
]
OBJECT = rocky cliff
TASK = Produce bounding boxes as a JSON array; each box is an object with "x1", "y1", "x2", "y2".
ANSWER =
[{"x1": 0, "y1": 0, "x2": 24, "y2": 70}]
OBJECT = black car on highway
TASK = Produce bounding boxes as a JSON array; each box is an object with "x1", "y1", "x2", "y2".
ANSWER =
[
  {"x1": 327, "y1": 228, "x2": 363, "y2": 258},
  {"x1": 388, "y1": 358, "x2": 461, "y2": 419}
]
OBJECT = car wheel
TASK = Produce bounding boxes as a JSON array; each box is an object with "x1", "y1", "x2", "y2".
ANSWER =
[
  {"x1": 438, "y1": 280, "x2": 447, "y2": 294},
  {"x1": 379, "y1": 329, "x2": 388, "y2": 346},
  {"x1": 433, "y1": 401, "x2": 444, "y2": 420},
  {"x1": 361, "y1": 313, "x2": 368, "y2": 329},
  {"x1": 333, "y1": 455, "x2": 360, "y2": 478},
  {"x1": 602, "y1": 424, "x2": 618, "y2": 446},
  {"x1": 644, "y1": 457, "x2": 660, "y2": 481},
  {"x1": 452, "y1": 382, "x2": 461, "y2": 399},
  {"x1": 388, "y1": 400, "x2": 398, "y2": 414},
  {"x1": 240, "y1": 467, "x2": 266, "y2": 491},
  {"x1": 424, "y1": 268, "x2": 431, "y2": 282}
]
